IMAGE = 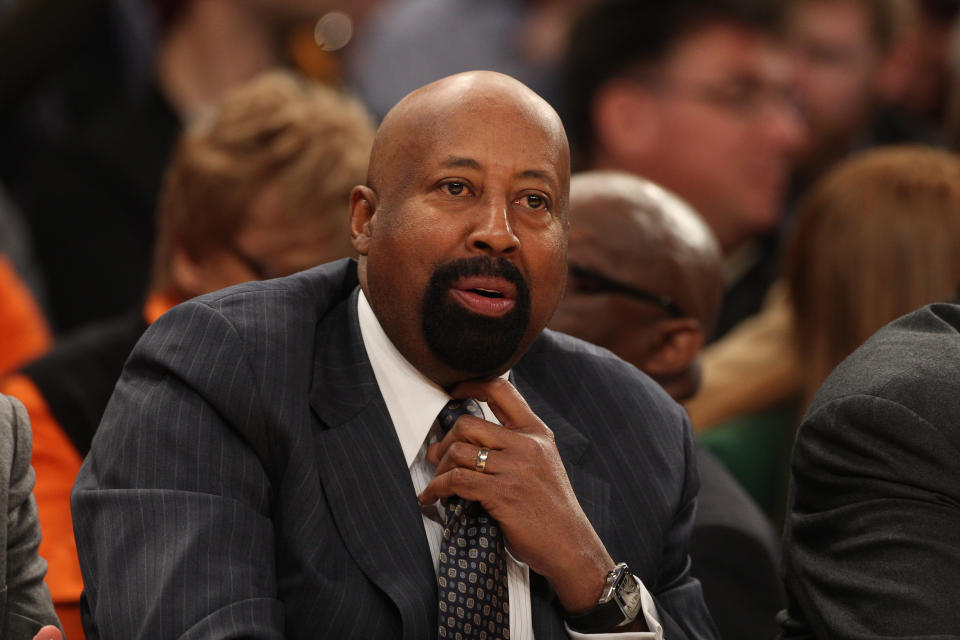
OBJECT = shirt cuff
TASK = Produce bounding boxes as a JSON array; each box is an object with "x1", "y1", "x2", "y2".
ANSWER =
[{"x1": 564, "y1": 578, "x2": 664, "y2": 639}]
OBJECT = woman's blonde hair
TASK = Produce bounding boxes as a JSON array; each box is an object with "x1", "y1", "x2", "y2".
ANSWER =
[
  {"x1": 786, "y1": 145, "x2": 960, "y2": 404},
  {"x1": 152, "y1": 71, "x2": 374, "y2": 295}
]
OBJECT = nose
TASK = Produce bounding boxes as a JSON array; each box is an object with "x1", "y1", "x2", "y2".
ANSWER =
[
  {"x1": 467, "y1": 198, "x2": 519, "y2": 256},
  {"x1": 766, "y1": 96, "x2": 808, "y2": 154}
]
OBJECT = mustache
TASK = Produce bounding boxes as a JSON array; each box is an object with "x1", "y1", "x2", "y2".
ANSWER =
[{"x1": 430, "y1": 256, "x2": 528, "y2": 291}]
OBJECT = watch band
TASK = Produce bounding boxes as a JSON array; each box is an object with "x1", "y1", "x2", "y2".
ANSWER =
[{"x1": 564, "y1": 563, "x2": 644, "y2": 634}]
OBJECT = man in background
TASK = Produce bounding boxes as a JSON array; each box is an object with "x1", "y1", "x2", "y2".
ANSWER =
[
  {"x1": 562, "y1": 0, "x2": 805, "y2": 338},
  {"x1": 788, "y1": 0, "x2": 946, "y2": 190},
  {"x1": 1, "y1": 70, "x2": 374, "y2": 639},
  {"x1": 550, "y1": 171, "x2": 785, "y2": 639}
]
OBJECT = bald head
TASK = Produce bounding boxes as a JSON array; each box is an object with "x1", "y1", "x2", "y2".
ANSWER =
[
  {"x1": 550, "y1": 170, "x2": 723, "y2": 400},
  {"x1": 569, "y1": 171, "x2": 723, "y2": 331},
  {"x1": 366, "y1": 71, "x2": 570, "y2": 210}
]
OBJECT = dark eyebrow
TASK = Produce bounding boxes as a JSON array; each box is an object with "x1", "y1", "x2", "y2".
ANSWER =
[
  {"x1": 440, "y1": 156, "x2": 482, "y2": 170},
  {"x1": 517, "y1": 169, "x2": 554, "y2": 183}
]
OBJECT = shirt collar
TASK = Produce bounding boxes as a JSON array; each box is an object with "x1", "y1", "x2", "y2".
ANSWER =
[{"x1": 357, "y1": 289, "x2": 508, "y2": 469}]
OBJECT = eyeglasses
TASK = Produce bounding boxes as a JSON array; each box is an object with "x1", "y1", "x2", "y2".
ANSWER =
[
  {"x1": 567, "y1": 264, "x2": 685, "y2": 317},
  {"x1": 637, "y1": 74, "x2": 799, "y2": 122},
  {"x1": 227, "y1": 242, "x2": 273, "y2": 280}
]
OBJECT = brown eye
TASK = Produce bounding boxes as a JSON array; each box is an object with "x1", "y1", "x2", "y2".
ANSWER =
[
  {"x1": 444, "y1": 182, "x2": 466, "y2": 196},
  {"x1": 523, "y1": 194, "x2": 547, "y2": 210}
]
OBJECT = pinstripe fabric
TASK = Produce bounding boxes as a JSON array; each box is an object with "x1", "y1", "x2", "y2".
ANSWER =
[{"x1": 72, "y1": 259, "x2": 717, "y2": 640}]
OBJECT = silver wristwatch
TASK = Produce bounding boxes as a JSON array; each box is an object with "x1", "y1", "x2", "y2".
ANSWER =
[{"x1": 564, "y1": 562, "x2": 644, "y2": 633}]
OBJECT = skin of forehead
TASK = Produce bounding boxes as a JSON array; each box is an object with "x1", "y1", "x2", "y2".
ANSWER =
[
  {"x1": 568, "y1": 171, "x2": 723, "y2": 327},
  {"x1": 367, "y1": 71, "x2": 570, "y2": 203}
]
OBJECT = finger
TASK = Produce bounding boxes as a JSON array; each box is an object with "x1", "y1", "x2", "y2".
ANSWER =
[
  {"x1": 418, "y1": 466, "x2": 490, "y2": 506},
  {"x1": 429, "y1": 413, "x2": 511, "y2": 466},
  {"x1": 452, "y1": 378, "x2": 541, "y2": 432},
  {"x1": 434, "y1": 441, "x2": 497, "y2": 477},
  {"x1": 33, "y1": 626, "x2": 63, "y2": 640}
]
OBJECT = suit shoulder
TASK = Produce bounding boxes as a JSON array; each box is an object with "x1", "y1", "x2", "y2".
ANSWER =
[
  {"x1": 145, "y1": 260, "x2": 359, "y2": 348},
  {"x1": 809, "y1": 302, "x2": 960, "y2": 434},
  {"x1": 519, "y1": 329, "x2": 687, "y2": 428},
  {"x1": 524, "y1": 329, "x2": 663, "y2": 386},
  {"x1": 192, "y1": 259, "x2": 359, "y2": 319}
]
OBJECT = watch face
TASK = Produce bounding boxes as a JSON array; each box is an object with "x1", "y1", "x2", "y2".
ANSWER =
[{"x1": 615, "y1": 574, "x2": 644, "y2": 620}]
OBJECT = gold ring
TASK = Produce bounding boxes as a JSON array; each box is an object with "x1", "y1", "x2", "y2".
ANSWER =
[{"x1": 475, "y1": 447, "x2": 490, "y2": 473}]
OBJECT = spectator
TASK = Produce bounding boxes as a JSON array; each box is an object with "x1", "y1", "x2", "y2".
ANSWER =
[
  {"x1": 1, "y1": 70, "x2": 374, "y2": 640},
  {"x1": 780, "y1": 299, "x2": 960, "y2": 638},
  {"x1": 785, "y1": 145, "x2": 960, "y2": 406},
  {"x1": 1, "y1": 0, "x2": 330, "y2": 333},
  {"x1": 0, "y1": 255, "x2": 49, "y2": 377},
  {"x1": 877, "y1": 0, "x2": 960, "y2": 134},
  {"x1": 550, "y1": 170, "x2": 784, "y2": 639},
  {"x1": 345, "y1": 0, "x2": 594, "y2": 120},
  {"x1": 688, "y1": 145, "x2": 960, "y2": 519},
  {"x1": 562, "y1": 0, "x2": 806, "y2": 338},
  {"x1": 787, "y1": 0, "x2": 944, "y2": 191}
]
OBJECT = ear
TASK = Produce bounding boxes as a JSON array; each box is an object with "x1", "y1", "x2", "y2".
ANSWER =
[
  {"x1": 640, "y1": 317, "x2": 704, "y2": 378},
  {"x1": 350, "y1": 185, "x2": 378, "y2": 256},
  {"x1": 592, "y1": 79, "x2": 660, "y2": 162}
]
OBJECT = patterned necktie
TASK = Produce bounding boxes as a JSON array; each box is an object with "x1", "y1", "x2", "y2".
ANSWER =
[{"x1": 436, "y1": 399, "x2": 510, "y2": 640}]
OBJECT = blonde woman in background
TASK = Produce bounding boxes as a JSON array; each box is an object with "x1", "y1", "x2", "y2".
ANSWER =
[{"x1": 688, "y1": 145, "x2": 960, "y2": 520}]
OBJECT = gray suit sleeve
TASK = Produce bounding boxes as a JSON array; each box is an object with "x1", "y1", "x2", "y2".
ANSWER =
[
  {"x1": 2, "y1": 394, "x2": 61, "y2": 639},
  {"x1": 781, "y1": 394, "x2": 960, "y2": 639},
  {"x1": 71, "y1": 301, "x2": 285, "y2": 640}
]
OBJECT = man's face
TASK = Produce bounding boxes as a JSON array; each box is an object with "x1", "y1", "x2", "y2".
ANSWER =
[
  {"x1": 179, "y1": 181, "x2": 353, "y2": 296},
  {"x1": 230, "y1": 181, "x2": 354, "y2": 279},
  {"x1": 789, "y1": 0, "x2": 883, "y2": 167},
  {"x1": 354, "y1": 92, "x2": 569, "y2": 386},
  {"x1": 638, "y1": 24, "x2": 805, "y2": 252}
]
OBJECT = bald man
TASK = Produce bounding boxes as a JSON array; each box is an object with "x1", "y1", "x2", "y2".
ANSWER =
[
  {"x1": 551, "y1": 171, "x2": 785, "y2": 639},
  {"x1": 551, "y1": 172, "x2": 723, "y2": 401},
  {"x1": 72, "y1": 72, "x2": 717, "y2": 639}
]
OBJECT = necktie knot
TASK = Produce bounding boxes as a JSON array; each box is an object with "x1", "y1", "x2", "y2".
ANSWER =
[{"x1": 438, "y1": 398, "x2": 484, "y2": 434}]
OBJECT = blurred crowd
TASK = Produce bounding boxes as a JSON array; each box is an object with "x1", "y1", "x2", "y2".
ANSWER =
[{"x1": 2, "y1": 0, "x2": 960, "y2": 638}]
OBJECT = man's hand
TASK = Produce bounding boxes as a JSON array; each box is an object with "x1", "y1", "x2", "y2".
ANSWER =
[
  {"x1": 33, "y1": 626, "x2": 63, "y2": 640},
  {"x1": 418, "y1": 377, "x2": 614, "y2": 615}
]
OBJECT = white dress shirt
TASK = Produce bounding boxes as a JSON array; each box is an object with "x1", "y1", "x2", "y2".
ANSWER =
[{"x1": 357, "y1": 291, "x2": 663, "y2": 639}]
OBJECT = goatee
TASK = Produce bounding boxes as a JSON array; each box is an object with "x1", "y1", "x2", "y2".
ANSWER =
[{"x1": 421, "y1": 257, "x2": 531, "y2": 374}]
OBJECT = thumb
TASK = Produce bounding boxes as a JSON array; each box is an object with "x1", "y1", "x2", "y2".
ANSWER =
[{"x1": 34, "y1": 625, "x2": 63, "y2": 640}]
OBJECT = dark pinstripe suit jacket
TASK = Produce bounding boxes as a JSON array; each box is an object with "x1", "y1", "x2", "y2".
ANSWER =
[{"x1": 72, "y1": 259, "x2": 717, "y2": 639}]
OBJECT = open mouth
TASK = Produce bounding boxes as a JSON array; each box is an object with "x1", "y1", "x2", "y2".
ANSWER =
[
  {"x1": 450, "y1": 276, "x2": 517, "y2": 317},
  {"x1": 469, "y1": 288, "x2": 504, "y2": 298}
]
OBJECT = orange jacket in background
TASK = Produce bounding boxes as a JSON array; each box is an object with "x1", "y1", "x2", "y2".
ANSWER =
[{"x1": 0, "y1": 255, "x2": 51, "y2": 375}]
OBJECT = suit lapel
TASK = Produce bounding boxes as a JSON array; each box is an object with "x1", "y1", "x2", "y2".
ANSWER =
[
  {"x1": 309, "y1": 290, "x2": 437, "y2": 640},
  {"x1": 514, "y1": 370, "x2": 613, "y2": 636}
]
